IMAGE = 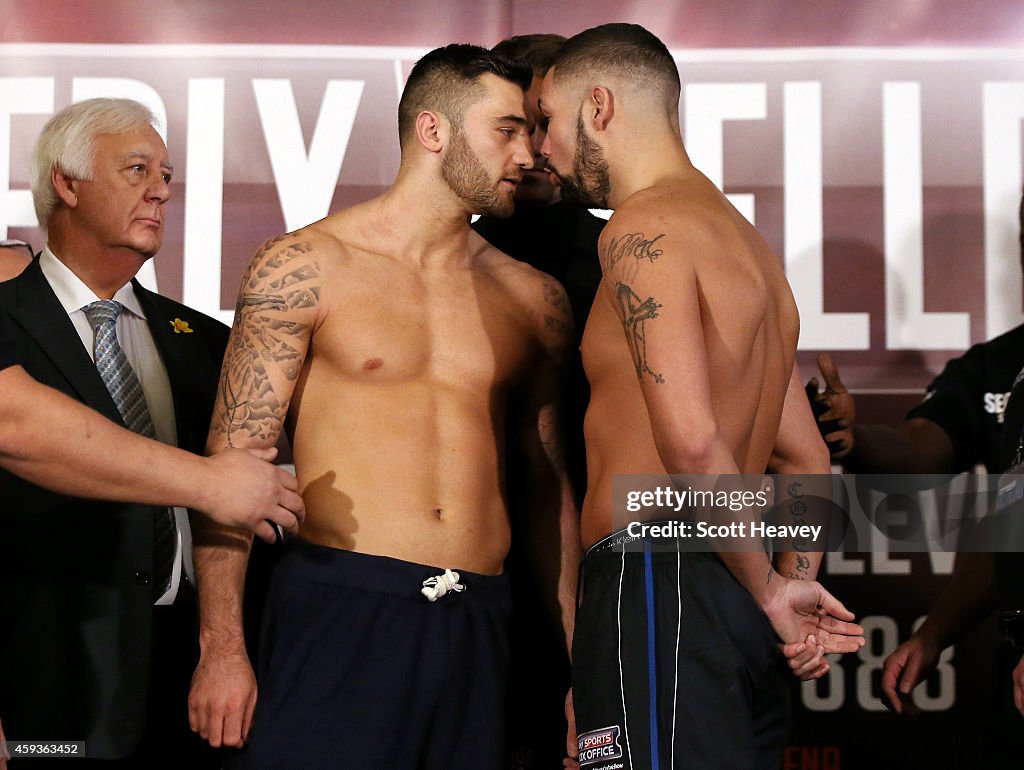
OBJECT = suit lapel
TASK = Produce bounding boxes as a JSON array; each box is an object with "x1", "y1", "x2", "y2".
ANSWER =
[
  {"x1": 5, "y1": 261, "x2": 124, "y2": 425},
  {"x1": 134, "y1": 282, "x2": 203, "y2": 453}
]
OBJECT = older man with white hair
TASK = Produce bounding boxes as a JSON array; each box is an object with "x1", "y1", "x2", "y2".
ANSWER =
[{"x1": 0, "y1": 97, "x2": 277, "y2": 768}]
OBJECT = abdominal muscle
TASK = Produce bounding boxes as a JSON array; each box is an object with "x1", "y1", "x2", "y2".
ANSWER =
[{"x1": 289, "y1": 377, "x2": 511, "y2": 575}]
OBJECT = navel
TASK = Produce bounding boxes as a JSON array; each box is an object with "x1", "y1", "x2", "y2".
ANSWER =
[{"x1": 363, "y1": 357, "x2": 384, "y2": 371}]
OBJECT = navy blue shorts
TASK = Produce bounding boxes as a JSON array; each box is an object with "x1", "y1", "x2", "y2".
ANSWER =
[
  {"x1": 572, "y1": 531, "x2": 789, "y2": 770},
  {"x1": 233, "y1": 542, "x2": 512, "y2": 770}
]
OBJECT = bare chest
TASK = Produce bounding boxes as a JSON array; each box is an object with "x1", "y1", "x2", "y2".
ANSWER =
[
  {"x1": 315, "y1": 269, "x2": 537, "y2": 389},
  {"x1": 580, "y1": 285, "x2": 631, "y2": 387}
]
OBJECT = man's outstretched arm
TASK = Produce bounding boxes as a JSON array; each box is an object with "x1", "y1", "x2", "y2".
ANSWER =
[
  {"x1": 881, "y1": 551, "x2": 996, "y2": 714},
  {"x1": 809, "y1": 352, "x2": 955, "y2": 473},
  {"x1": 190, "y1": 233, "x2": 323, "y2": 748},
  {"x1": 0, "y1": 363, "x2": 304, "y2": 539}
]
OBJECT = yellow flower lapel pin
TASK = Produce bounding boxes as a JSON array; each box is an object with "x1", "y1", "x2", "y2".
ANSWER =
[{"x1": 170, "y1": 318, "x2": 194, "y2": 334}]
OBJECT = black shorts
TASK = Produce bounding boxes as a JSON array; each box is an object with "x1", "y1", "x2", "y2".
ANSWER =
[
  {"x1": 233, "y1": 542, "x2": 512, "y2": 770},
  {"x1": 572, "y1": 531, "x2": 789, "y2": 770}
]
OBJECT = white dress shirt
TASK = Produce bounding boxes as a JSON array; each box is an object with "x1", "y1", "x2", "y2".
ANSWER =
[{"x1": 40, "y1": 248, "x2": 194, "y2": 604}]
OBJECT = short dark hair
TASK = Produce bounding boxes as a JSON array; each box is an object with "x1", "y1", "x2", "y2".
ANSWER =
[
  {"x1": 398, "y1": 43, "x2": 532, "y2": 151},
  {"x1": 491, "y1": 34, "x2": 566, "y2": 77},
  {"x1": 551, "y1": 23, "x2": 680, "y2": 101}
]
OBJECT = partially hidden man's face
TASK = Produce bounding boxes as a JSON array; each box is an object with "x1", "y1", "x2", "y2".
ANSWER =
[
  {"x1": 72, "y1": 124, "x2": 172, "y2": 260},
  {"x1": 440, "y1": 73, "x2": 533, "y2": 218},
  {"x1": 515, "y1": 74, "x2": 559, "y2": 207},
  {"x1": 539, "y1": 69, "x2": 611, "y2": 210}
]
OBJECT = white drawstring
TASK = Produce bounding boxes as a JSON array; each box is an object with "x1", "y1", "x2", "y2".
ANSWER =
[{"x1": 421, "y1": 569, "x2": 466, "y2": 602}]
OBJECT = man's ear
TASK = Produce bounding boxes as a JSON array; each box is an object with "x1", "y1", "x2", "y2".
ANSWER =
[
  {"x1": 589, "y1": 85, "x2": 615, "y2": 131},
  {"x1": 50, "y1": 166, "x2": 79, "y2": 208},
  {"x1": 415, "y1": 110, "x2": 447, "y2": 154}
]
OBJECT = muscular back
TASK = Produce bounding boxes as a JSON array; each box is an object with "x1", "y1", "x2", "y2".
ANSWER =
[
  {"x1": 212, "y1": 202, "x2": 571, "y2": 574},
  {"x1": 580, "y1": 173, "x2": 799, "y2": 547}
]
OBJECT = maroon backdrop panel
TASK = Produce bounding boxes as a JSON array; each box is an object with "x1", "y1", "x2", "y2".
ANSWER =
[{"x1": 3, "y1": 3, "x2": 1023, "y2": 767}]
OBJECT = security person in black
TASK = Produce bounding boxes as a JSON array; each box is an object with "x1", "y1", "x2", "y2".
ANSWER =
[
  {"x1": 995, "y1": 367, "x2": 1024, "y2": 745},
  {"x1": 808, "y1": 191, "x2": 1024, "y2": 766}
]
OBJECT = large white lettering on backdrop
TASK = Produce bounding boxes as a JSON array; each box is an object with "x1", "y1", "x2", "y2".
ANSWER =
[{"x1": 1, "y1": 46, "x2": 1021, "y2": 337}]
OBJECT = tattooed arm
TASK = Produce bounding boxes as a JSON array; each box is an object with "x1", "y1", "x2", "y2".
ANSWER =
[
  {"x1": 519, "y1": 276, "x2": 581, "y2": 767},
  {"x1": 769, "y1": 367, "x2": 831, "y2": 582},
  {"x1": 599, "y1": 220, "x2": 861, "y2": 660},
  {"x1": 599, "y1": 226, "x2": 736, "y2": 474},
  {"x1": 767, "y1": 368, "x2": 854, "y2": 678},
  {"x1": 189, "y1": 234, "x2": 323, "y2": 748},
  {"x1": 520, "y1": 277, "x2": 580, "y2": 653}
]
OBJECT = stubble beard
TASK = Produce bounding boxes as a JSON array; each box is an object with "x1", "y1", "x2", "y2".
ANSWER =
[
  {"x1": 441, "y1": 127, "x2": 515, "y2": 219},
  {"x1": 550, "y1": 113, "x2": 611, "y2": 209}
]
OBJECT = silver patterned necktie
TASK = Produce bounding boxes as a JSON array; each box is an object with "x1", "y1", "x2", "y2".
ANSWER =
[{"x1": 83, "y1": 300, "x2": 176, "y2": 598}]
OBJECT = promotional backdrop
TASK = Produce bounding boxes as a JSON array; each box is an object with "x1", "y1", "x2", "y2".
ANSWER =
[{"x1": 3, "y1": 2, "x2": 1023, "y2": 767}]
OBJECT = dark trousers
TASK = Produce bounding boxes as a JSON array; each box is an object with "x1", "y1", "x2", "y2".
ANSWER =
[{"x1": 13, "y1": 585, "x2": 216, "y2": 769}]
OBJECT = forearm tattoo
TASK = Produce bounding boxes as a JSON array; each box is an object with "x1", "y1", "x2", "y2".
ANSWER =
[
  {"x1": 213, "y1": 240, "x2": 322, "y2": 446},
  {"x1": 537, "y1": 404, "x2": 567, "y2": 474},
  {"x1": 600, "y1": 232, "x2": 664, "y2": 273},
  {"x1": 782, "y1": 556, "x2": 812, "y2": 582},
  {"x1": 786, "y1": 484, "x2": 813, "y2": 580},
  {"x1": 615, "y1": 282, "x2": 664, "y2": 384}
]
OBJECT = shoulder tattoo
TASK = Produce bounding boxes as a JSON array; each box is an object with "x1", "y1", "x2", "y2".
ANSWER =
[{"x1": 600, "y1": 231, "x2": 665, "y2": 273}]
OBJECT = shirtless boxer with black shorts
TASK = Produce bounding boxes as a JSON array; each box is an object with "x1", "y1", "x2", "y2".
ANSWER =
[
  {"x1": 187, "y1": 45, "x2": 579, "y2": 770},
  {"x1": 540, "y1": 24, "x2": 865, "y2": 770}
]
